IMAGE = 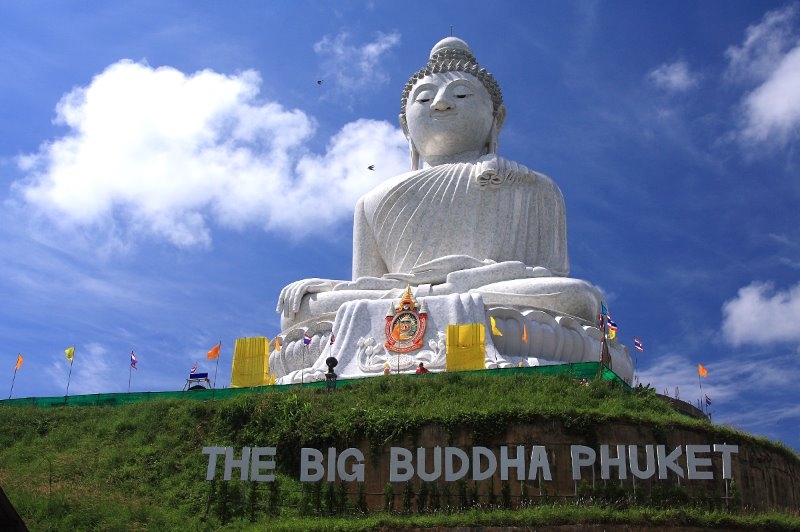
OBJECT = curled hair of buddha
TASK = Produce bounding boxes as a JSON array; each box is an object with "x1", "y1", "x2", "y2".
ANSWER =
[{"x1": 400, "y1": 38, "x2": 503, "y2": 118}]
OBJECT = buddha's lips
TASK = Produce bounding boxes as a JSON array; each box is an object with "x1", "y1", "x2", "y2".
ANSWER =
[{"x1": 431, "y1": 111, "x2": 458, "y2": 119}]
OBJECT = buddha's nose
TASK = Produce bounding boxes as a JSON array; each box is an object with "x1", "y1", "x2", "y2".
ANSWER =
[{"x1": 431, "y1": 93, "x2": 453, "y2": 111}]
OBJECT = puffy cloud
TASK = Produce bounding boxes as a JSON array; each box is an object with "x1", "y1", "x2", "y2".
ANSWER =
[
  {"x1": 737, "y1": 46, "x2": 800, "y2": 144},
  {"x1": 725, "y1": 4, "x2": 800, "y2": 146},
  {"x1": 46, "y1": 342, "x2": 115, "y2": 395},
  {"x1": 281, "y1": 119, "x2": 407, "y2": 230},
  {"x1": 725, "y1": 4, "x2": 799, "y2": 82},
  {"x1": 12, "y1": 60, "x2": 408, "y2": 248},
  {"x1": 647, "y1": 60, "x2": 699, "y2": 92},
  {"x1": 313, "y1": 31, "x2": 401, "y2": 91},
  {"x1": 721, "y1": 281, "x2": 800, "y2": 346}
]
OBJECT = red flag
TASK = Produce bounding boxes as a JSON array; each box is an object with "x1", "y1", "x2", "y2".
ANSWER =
[
  {"x1": 207, "y1": 342, "x2": 221, "y2": 360},
  {"x1": 15, "y1": 354, "x2": 23, "y2": 371}
]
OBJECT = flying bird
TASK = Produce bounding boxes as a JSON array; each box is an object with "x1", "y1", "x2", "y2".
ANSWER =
[
  {"x1": 367, "y1": 164, "x2": 375, "y2": 171},
  {"x1": 317, "y1": 79, "x2": 324, "y2": 85}
]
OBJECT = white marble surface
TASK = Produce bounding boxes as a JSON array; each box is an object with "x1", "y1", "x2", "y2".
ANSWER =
[
  {"x1": 271, "y1": 36, "x2": 634, "y2": 384},
  {"x1": 273, "y1": 293, "x2": 633, "y2": 385}
]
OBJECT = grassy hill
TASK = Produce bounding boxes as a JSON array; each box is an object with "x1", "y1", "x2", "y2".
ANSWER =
[{"x1": 1, "y1": 371, "x2": 798, "y2": 530}]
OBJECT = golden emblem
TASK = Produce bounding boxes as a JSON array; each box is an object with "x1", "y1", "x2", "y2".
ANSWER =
[{"x1": 385, "y1": 286, "x2": 427, "y2": 353}]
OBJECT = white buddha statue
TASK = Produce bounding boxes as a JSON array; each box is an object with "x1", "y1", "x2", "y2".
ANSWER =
[{"x1": 272, "y1": 37, "x2": 632, "y2": 383}]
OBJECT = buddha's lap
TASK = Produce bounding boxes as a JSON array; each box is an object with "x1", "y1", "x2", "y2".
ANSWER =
[{"x1": 282, "y1": 277, "x2": 600, "y2": 330}]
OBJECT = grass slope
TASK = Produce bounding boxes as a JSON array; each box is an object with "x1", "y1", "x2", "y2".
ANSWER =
[{"x1": 0, "y1": 372, "x2": 798, "y2": 530}]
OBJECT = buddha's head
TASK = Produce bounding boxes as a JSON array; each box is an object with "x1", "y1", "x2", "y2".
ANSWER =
[{"x1": 400, "y1": 37, "x2": 506, "y2": 169}]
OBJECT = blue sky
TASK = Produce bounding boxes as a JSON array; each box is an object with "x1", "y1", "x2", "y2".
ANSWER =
[{"x1": 2, "y1": 1, "x2": 800, "y2": 451}]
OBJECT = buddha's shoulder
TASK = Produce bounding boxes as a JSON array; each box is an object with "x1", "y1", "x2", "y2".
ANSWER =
[
  {"x1": 494, "y1": 156, "x2": 552, "y2": 178},
  {"x1": 357, "y1": 157, "x2": 560, "y2": 210},
  {"x1": 357, "y1": 168, "x2": 418, "y2": 205}
]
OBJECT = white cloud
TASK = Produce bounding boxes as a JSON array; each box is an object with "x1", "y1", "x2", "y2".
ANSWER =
[
  {"x1": 721, "y1": 281, "x2": 800, "y2": 346},
  {"x1": 647, "y1": 60, "x2": 699, "y2": 92},
  {"x1": 11, "y1": 60, "x2": 408, "y2": 249},
  {"x1": 635, "y1": 350, "x2": 800, "y2": 447},
  {"x1": 47, "y1": 342, "x2": 115, "y2": 395},
  {"x1": 725, "y1": 4, "x2": 800, "y2": 146},
  {"x1": 725, "y1": 3, "x2": 799, "y2": 82},
  {"x1": 738, "y1": 46, "x2": 800, "y2": 144},
  {"x1": 313, "y1": 31, "x2": 401, "y2": 91}
]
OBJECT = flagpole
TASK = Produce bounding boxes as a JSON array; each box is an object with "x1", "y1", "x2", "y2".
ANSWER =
[
  {"x1": 598, "y1": 306, "x2": 607, "y2": 378},
  {"x1": 212, "y1": 341, "x2": 221, "y2": 389},
  {"x1": 9, "y1": 368, "x2": 18, "y2": 400},
  {"x1": 65, "y1": 359, "x2": 74, "y2": 400},
  {"x1": 128, "y1": 359, "x2": 133, "y2": 393},
  {"x1": 698, "y1": 374, "x2": 704, "y2": 414}
]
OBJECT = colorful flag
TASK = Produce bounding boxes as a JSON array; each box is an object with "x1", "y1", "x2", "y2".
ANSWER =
[
  {"x1": 607, "y1": 316, "x2": 618, "y2": 331},
  {"x1": 522, "y1": 324, "x2": 528, "y2": 343},
  {"x1": 330, "y1": 333, "x2": 335, "y2": 345},
  {"x1": 274, "y1": 337, "x2": 281, "y2": 351},
  {"x1": 705, "y1": 394, "x2": 712, "y2": 407},
  {"x1": 190, "y1": 361, "x2": 198, "y2": 373},
  {"x1": 15, "y1": 354, "x2": 23, "y2": 371},
  {"x1": 65, "y1": 346, "x2": 75, "y2": 362},
  {"x1": 608, "y1": 328, "x2": 616, "y2": 340},
  {"x1": 489, "y1": 316, "x2": 503, "y2": 337},
  {"x1": 303, "y1": 333, "x2": 312, "y2": 345},
  {"x1": 130, "y1": 351, "x2": 138, "y2": 370},
  {"x1": 633, "y1": 338, "x2": 644, "y2": 352},
  {"x1": 207, "y1": 342, "x2": 221, "y2": 360},
  {"x1": 600, "y1": 302, "x2": 607, "y2": 316},
  {"x1": 698, "y1": 363, "x2": 708, "y2": 378}
]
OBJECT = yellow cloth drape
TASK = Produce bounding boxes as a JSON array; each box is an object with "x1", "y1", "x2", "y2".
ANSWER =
[
  {"x1": 446, "y1": 323, "x2": 486, "y2": 371},
  {"x1": 230, "y1": 337, "x2": 271, "y2": 388}
]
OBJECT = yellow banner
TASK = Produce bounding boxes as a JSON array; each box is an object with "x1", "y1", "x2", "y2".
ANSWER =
[
  {"x1": 446, "y1": 324, "x2": 485, "y2": 371},
  {"x1": 230, "y1": 337, "x2": 271, "y2": 388}
]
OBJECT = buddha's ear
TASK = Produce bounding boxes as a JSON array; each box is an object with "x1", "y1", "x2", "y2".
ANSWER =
[
  {"x1": 399, "y1": 114, "x2": 410, "y2": 138},
  {"x1": 488, "y1": 105, "x2": 507, "y2": 155},
  {"x1": 494, "y1": 105, "x2": 507, "y2": 132},
  {"x1": 399, "y1": 113, "x2": 419, "y2": 170}
]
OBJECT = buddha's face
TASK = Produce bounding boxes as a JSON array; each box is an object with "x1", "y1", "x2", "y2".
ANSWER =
[{"x1": 404, "y1": 71, "x2": 495, "y2": 162}]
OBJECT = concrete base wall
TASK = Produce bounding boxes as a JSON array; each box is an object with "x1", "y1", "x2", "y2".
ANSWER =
[{"x1": 342, "y1": 420, "x2": 800, "y2": 512}]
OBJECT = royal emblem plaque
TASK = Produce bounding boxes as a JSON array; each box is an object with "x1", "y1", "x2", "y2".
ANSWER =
[{"x1": 385, "y1": 286, "x2": 427, "y2": 353}]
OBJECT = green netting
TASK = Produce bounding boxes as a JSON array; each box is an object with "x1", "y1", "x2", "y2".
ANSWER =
[{"x1": 0, "y1": 362, "x2": 626, "y2": 409}]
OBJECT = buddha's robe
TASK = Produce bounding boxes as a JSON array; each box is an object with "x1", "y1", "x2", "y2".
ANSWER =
[
  {"x1": 354, "y1": 156, "x2": 569, "y2": 279},
  {"x1": 282, "y1": 156, "x2": 601, "y2": 328}
]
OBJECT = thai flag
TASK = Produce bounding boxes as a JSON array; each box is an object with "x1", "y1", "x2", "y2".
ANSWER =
[
  {"x1": 130, "y1": 351, "x2": 138, "y2": 370},
  {"x1": 634, "y1": 338, "x2": 644, "y2": 352},
  {"x1": 191, "y1": 361, "x2": 198, "y2": 373},
  {"x1": 303, "y1": 333, "x2": 312, "y2": 345},
  {"x1": 607, "y1": 316, "x2": 618, "y2": 331}
]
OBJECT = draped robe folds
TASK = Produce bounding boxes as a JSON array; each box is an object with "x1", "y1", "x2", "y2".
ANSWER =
[
  {"x1": 282, "y1": 156, "x2": 605, "y2": 329},
  {"x1": 274, "y1": 156, "x2": 630, "y2": 383},
  {"x1": 354, "y1": 156, "x2": 569, "y2": 279}
]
